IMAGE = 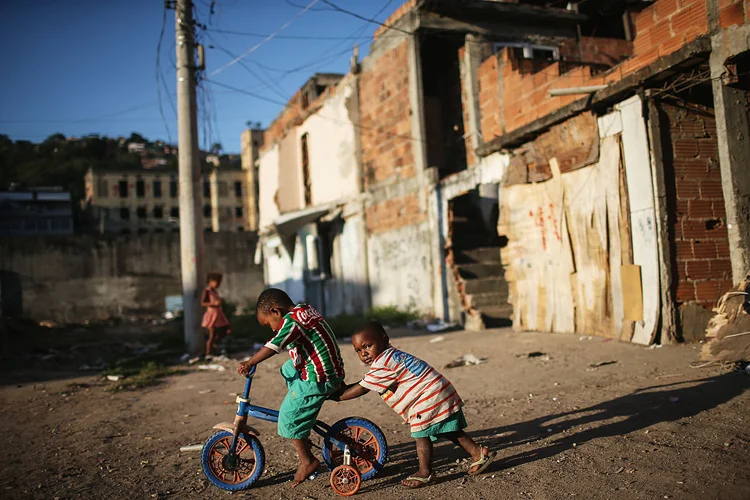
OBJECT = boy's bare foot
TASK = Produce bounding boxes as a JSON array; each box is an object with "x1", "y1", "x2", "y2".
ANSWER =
[
  {"x1": 291, "y1": 458, "x2": 320, "y2": 487},
  {"x1": 468, "y1": 446, "x2": 496, "y2": 475}
]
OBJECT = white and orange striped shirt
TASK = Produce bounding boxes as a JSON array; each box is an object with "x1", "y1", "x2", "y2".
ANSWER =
[{"x1": 359, "y1": 346, "x2": 463, "y2": 433}]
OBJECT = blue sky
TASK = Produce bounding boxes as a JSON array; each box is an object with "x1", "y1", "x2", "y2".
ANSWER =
[{"x1": 0, "y1": 0, "x2": 398, "y2": 153}]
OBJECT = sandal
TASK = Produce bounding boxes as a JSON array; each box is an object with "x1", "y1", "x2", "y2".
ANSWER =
[
  {"x1": 468, "y1": 447, "x2": 496, "y2": 475},
  {"x1": 401, "y1": 474, "x2": 433, "y2": 488}
]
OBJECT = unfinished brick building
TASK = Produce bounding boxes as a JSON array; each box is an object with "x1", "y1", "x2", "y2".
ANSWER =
[{"x1": 252, "y1": 0, "x2": 750, "y2": 344}]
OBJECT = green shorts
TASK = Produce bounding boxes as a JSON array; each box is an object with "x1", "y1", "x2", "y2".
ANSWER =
[
  {"x1": 277, "y1": 359, "x2": 342, "y2": 440},
  {"x1": 411, "y1": 409, "x2": 468, "y2": 442}
]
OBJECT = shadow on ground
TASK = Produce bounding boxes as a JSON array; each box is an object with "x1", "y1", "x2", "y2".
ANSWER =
[{"x1": 365, "y1": 373, "x2": 748, "y2": 490}]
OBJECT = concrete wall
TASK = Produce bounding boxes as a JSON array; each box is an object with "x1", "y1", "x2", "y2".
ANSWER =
[
  {"x1": 323, "y1": 211, "x2": 371, "y2": 316},
  {"x1": 367, "y1": 220, "x2": 433, "y2": 314},
  {"x1": 297, "y1": 76, "x2": 361, "y2": 207},
  {"x1": 0, "y1": 232, "x2": 263, "y2": 323},
  {"x1": 263, "y1": 233, "x2": 306, "y2": 304},
  {"x1": 277, "y1": 129, "x2": 304, "y2": 214}
]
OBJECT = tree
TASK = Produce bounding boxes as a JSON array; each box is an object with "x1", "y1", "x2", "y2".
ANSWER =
[
  {"x1": 245, "y1": 120, "x2": 262, "y2": 130},
  {"x1": 127, "y1": 132, "x2": 146, "y2": 144},
  {"x1": 210, "y1": 142, "x2": 223, "y2": 156}
]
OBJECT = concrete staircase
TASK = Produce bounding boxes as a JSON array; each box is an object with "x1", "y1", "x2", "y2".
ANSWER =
[{"x1": 448, "y1": 199, "x2": 512, "y2": 330}]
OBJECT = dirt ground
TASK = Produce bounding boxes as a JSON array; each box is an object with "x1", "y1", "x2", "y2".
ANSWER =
[{"x1": 1, "y1": 326, "x2": 748, "y2": 500}]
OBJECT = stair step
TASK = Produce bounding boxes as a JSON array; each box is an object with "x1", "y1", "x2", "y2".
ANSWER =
[
  {"x1": 481, "y1": 305, "x2": 514, "y2": 327},
  {"x1": 457, "y1": 263, "x2": 504, "y2": 280},
  {"x1": 451, "y1": 233, "x2": 501, "y2": 250},
  {"x1": 454, "y1": 247, "x2": 501, "y2": 264},
  {"x1": 464, "y1": 277, "x2": 508, "y2": 294},
  {"x1": 468, "y1": 291, "x2": 510, "y2": 308}
]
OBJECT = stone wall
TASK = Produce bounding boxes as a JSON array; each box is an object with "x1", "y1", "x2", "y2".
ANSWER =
[{"x1": 0, "y1": 232, "x2": 263, "y2": 323}]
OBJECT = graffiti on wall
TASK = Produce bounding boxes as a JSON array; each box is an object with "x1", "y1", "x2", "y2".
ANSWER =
[{"x1": 367, "y1": 222, "x2": 432, "y2": 313}]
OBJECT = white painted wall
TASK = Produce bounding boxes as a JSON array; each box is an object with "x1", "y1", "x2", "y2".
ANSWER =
[
  {"x1": 297, "y1": 78, "x2": 360, "y2": 207},
  {"x1": 263, "y1": 234, "x2": 305, "y2": 304},
  {"x1": 324, "y1": 212, "x2": 371, "y2": 315},
  {"x1": 258, "y1": 143, "x2": 280, "y2": 230},
  {"x1": 367, "y1": 222, "x2": 434, "y2": 314}
]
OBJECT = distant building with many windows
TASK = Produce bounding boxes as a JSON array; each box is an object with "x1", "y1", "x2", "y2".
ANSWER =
[
  {"x1": 0, "y1": 188, "x2": 74, "y2": 236},
  {"x1": 84, "y1": 166, "x2": 250, "y2": 233}
]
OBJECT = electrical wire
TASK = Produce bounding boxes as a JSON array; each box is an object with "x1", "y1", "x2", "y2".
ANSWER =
[
  {"x1": 205, "y1": 78, "x2": 453, "y2": 149},
  {"x1": 208, "y1": 0, "x2": 320, "y2": 77},
  {"x1": 204, "y1": 32, "x2": 289, "y2": 101},
  {"x1": 156, "y1": 3, "x2": 174, "y2": 143},
  {"x1": 319, "y1": 0, "x2": 411, "y2": 35}
]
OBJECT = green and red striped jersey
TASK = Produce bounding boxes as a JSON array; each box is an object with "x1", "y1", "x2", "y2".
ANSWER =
[{"x1": 264, "y1": 304, "x2": 345, "y2": 383}]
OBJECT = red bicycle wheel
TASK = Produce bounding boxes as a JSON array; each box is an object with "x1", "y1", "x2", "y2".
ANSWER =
[
  {"x1": 330, "y1": 465, "x2": 361, "y2": 496},
  {"x1": 328, "y1": 424, "x2": 382, "y2": 476}
]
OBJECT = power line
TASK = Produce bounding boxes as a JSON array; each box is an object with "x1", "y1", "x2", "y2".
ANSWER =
[
  {"x1": 156, "y1": 3, "x2": 174, "y2": 143},
  {"x1": 208, "y1": 0, "x2": 320, "y2": 77},
  {"x1": 235, "y1": 0, "x2": 395, "y2": 93},
  {"x1": 204, "y1": 27, "x2": 402, "y2": 41},
  {"x1": 319, "y1": 0, "x2": 411, "y2": 35},
  {"x1": 204, "y1": 33, "x2": 289, "y2": 101}
]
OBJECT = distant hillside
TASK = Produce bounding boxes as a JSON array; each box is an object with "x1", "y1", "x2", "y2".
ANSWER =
[
  {"x1": 0, "y1": 133, "x2": 156, "y2": 203},
  {"x1": 0, "y1": 133, "x2": 239, "y2": 204}
]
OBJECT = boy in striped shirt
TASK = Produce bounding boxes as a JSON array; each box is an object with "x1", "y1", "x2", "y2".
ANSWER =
[
  {"x1": 333, "y1": 321, "x2": 495, "y2": 488},
  {"x1": 237, "y1": 288, "x2": 344, "y2": 487}
]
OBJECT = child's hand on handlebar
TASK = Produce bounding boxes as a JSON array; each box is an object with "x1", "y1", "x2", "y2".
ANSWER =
[{"x1": 237, "y1": 361, "x2": 254, "y2": 376}]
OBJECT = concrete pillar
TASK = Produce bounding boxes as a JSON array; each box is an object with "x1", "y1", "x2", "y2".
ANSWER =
[
  {"x1": 461, "y1": 34, "x2": 489, "y2": 157},
  {"x1": 209, "y1": 169, "x2": 220, "y2": 232},
  {"x1": 710, "y1": 34, "x2": 750, "y2": 282}
]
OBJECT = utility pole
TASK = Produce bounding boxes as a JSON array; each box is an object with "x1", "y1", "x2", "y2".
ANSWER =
[{"x1": 174, "y1": 0, "x2": 204, "y2": 354}]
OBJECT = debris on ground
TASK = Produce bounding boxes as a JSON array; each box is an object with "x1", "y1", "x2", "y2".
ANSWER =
[
  {"x1": 445, "y1": 354, "x2": 487, "y2": 368},
  {"x1": 198, "y1": 364, "x2": 226, "y2": 372},
  {"x1": 430, "y1": 336, "x2": 445, "y2": 343},
  {"x1": 198, "y1": 389, "x2": 213, "y2": 394},
  {"x1": 701, "y1": 276, "x2": 750, "y2": 362},
  {"x1": 188, "y1": 357, "x2": 201, "y2": 365},
  {"x1": 588, "y1": 360, "x2": 618, "y2": 368},
  {"x1": 179, "y1": 444, "x2": 203, "y2": 452},
  {"x1": 106, "y1": 375, "x2": 122, "y2": 382},
  {"x1": 408, "y1": 318, "x2": 459, "y2": 332},
  {"x1": 39, "y1": 320, "x2": 59, "y2": 328}
]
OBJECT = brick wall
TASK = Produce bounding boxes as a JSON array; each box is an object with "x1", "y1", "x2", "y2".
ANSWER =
[
  {"x1": 718, "y1": 0, "x2": 748, "y2": 29},
  {"x1": 365, "y1": 193, "x2": 425, "y2": 234},
  {"x1": 373, "y1": 0, "x2": 417, "y2": 39},
  {"x1": 359, "y1": 40, "x2": 415, "y2": 186},
  {"x1": 661, "y1": 101, "x2": 732, "y2": 310},
  {"x1": 559, "y1": 37, "x2": 633, "y2": 67},
  {"x1": 477, "y1": 0, "x2": 713, "y2": 142}
]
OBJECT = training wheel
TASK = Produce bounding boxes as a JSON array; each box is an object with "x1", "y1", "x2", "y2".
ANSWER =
[{"x1": 330, "y1": 464, "x2": 361, "y2": 496}]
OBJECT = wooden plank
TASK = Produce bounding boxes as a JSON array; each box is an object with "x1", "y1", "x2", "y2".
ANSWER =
[
  {"x1": 618, "y1": 140, "x2": 636, "y2": 342},
  {"x1": 498, "y1": 164, "x2": 575, "y2": 334},
  {"x1": 602, "y1": 135, "x2": 625, "y2": 339},
  {"x1": 621, "y1": 264, "x2": 644, "y2": 321},
  {"x1": 618, "y1": 95, "x2": 660, "y2": 345}
]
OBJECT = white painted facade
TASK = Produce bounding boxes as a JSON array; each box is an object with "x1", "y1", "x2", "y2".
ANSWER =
[
  {"x1": 297, "y1": 77, "x2": 361, "y2": 207},
  {"x1": 257, "y1": 143, "x2": 280, "y2": 230}
]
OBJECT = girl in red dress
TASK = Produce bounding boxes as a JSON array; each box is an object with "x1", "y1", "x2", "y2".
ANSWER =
[{"x1": 201, "y1": 272, "x2": 231, "y2": 357}]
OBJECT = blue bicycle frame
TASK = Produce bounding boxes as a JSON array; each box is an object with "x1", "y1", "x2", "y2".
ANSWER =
[{"x1": 228, "y1": 366, "x2": 348, "y2": 457}]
